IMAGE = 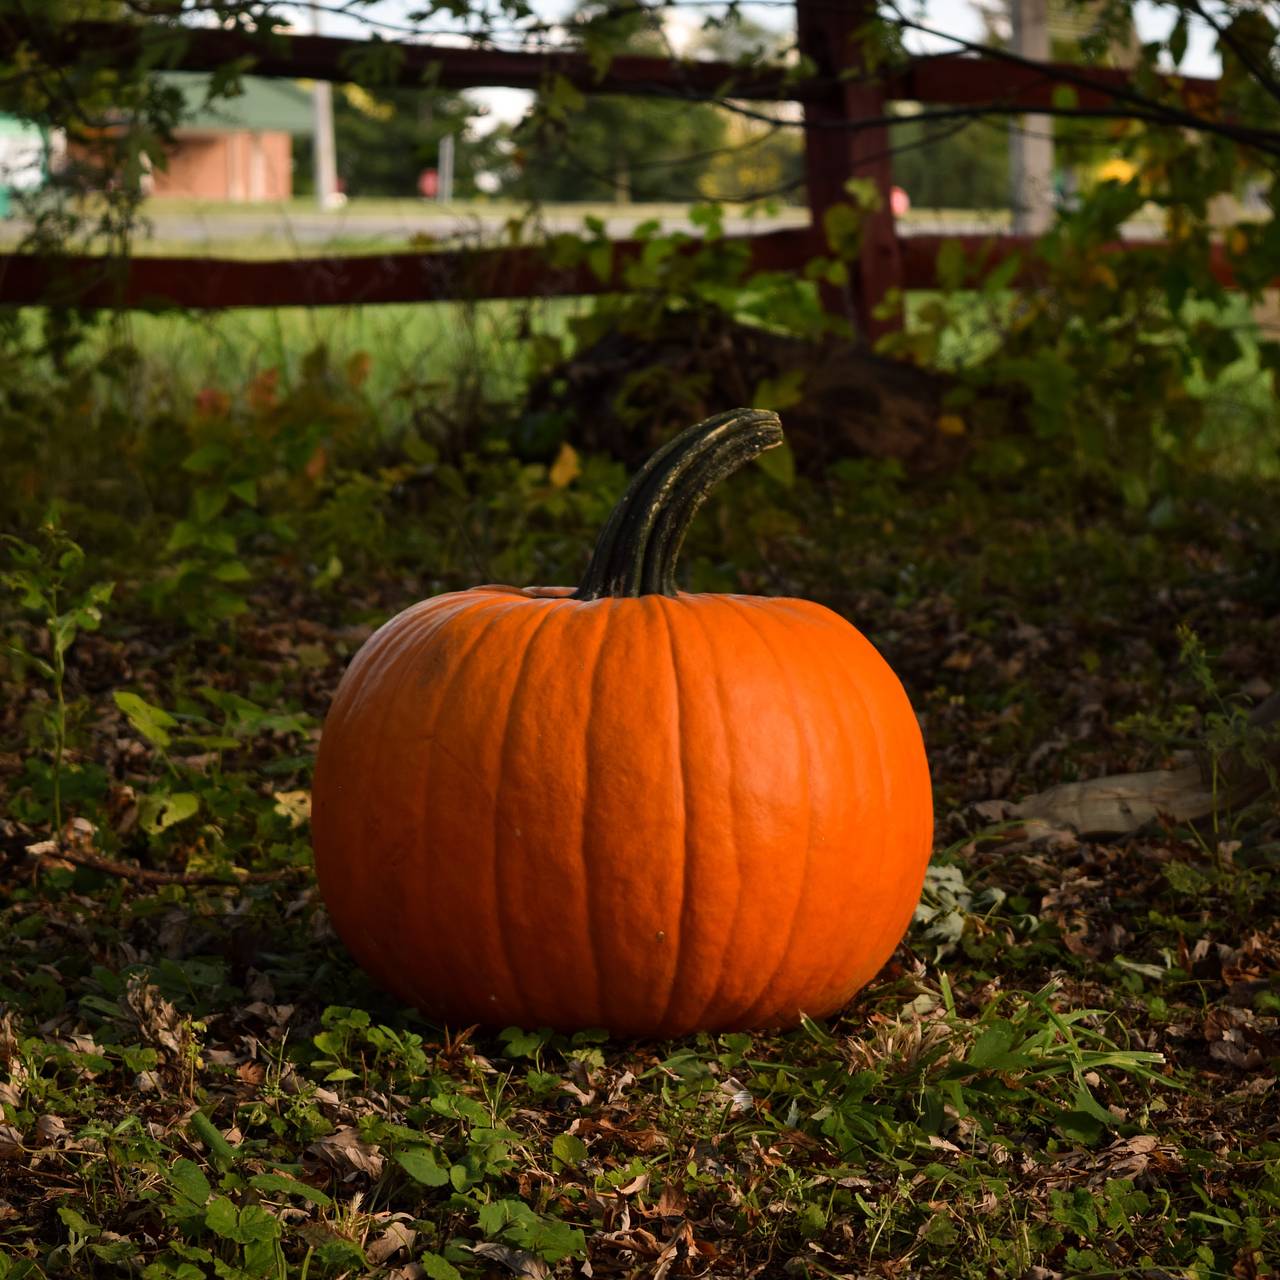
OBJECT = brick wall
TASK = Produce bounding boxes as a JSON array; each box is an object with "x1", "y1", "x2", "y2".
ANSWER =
[{"x1": 150, "y1": 130, "x2": 292, "y2": 201}]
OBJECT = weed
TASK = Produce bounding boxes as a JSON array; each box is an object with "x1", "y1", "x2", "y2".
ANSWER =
[{"x1": 2, "y1": 522, "x2": 113, "y2": 835}]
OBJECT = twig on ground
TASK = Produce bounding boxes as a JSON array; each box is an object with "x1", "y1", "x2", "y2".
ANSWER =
[{"x1": 6, "y1": 835, "x2": 308, "y2": 886}]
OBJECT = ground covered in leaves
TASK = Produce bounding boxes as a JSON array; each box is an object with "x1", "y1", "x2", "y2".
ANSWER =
[{"x1": 3, "y1": 430, "x2": 1280, "y2": 1278}]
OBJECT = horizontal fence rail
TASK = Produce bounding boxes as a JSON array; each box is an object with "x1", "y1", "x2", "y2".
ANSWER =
[
  {"x1": 7, "y1": 18, "x2": 1219, "y2": 107},
  {"x1": 0, "y1": 230, "x2": 816, "y2": 309},
  {"x1": 0, "y1": 235, "x2": 1247, "y2": 311},
  {"x1": 0, "y1": 11, "x2": 1237, "y2": 328}
]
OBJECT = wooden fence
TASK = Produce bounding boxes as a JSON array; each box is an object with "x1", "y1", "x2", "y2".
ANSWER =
[{"x1": 0, "y1": 5, "x2": 1222, "y2": 341}]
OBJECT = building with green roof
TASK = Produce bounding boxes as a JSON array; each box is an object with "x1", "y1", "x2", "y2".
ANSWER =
[{"x1": 148, "y1": 72, "x2": 314, "y2": 201}]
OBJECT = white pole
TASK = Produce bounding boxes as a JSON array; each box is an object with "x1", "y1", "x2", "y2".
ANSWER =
[
  {"x1": 1009, "y1": 0, "x2": 1053, "y2": 235},
  {"x1": 438, "y1": 132, "x2": 454, "y2": 203},
  {"x1": 311, "y1": 9, "x2": 340, "y2": 209}
]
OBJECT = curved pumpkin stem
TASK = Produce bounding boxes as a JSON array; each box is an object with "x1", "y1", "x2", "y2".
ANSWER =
[{"x1": 574, "y1": 408, "x2": 784, "y2": 600}]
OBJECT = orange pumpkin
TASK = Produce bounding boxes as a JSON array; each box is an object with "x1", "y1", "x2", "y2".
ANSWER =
[{"x1": 311, "y1": 409, "x2": 932, "y2": 1037}]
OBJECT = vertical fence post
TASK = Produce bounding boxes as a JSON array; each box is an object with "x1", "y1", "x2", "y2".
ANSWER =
[{"x1": 796, "y1": 0, "x2": 903, "y2": 344}]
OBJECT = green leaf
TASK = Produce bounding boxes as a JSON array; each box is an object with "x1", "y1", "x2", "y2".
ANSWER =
[
  {"x1": 478, "y1": 1199, "x2": 535, "y2": 1236},
  {"x1": 823, "y1": 203, "x2": 864, "y2": 261},
  {"x1": 966, "y1": 1022, "x2": 1017, "y2": 1070},
  {"x1": 212, "y1": 560, "x2": 252, "y2": 583},
  {"x1": 182, "y1": 444, "x2": 230, "y2": 473},
  {"x1": 170, "y1": 1158, "x2": 212, "y2": 1208},
  {"x1": 431, "y1": 1092, "x2": 490, "y2": 1124},
  {"x1": 498, "y1": 1026, "x2": 548, "y2": 1058},
  {"x1": 190, "y1": 1112, "x2": 237, "y2": 1166},
  {"x1": 114, "y1": 691, "x2": 177, "y2": 748},
  {"x1": 203, "y1": 1196, "x2": 239, "y2": 1240},
  {"x1": 248, "y1": 1173, "x2": 332, "y2": 1207},
  {"x1": 193, "y1": 488, "x2": 229, "y2": 525},
  {"x1": 165, "y1": 521, "x2": 202, "y2": 553},
  {"x1": 551, "y1": 1133, "x2": 587, "y2": 1167},
  {"x1": 420, "y1": 1255, "x2": 463, "y2": 1280},
  {"x1": 395, "y1": 1147, "x2": 451, "y2": 1186},
  {"x1": 235, "y1": 1205, "x2": 280, "y2": 1244},
  {"x1": 138, "y1": 792, "x2": 200, "y2": 835},
  {"x1": 755, "y1": 440, "x2": 796, "y2": 489},
  {"x1": 936, "y1": 239, "x2": 968, "y2": 292},
  {"x1": 587, "y1": 242, "x2": 613, "y2": 285},
  {"x1": 58, "y1": 1206, "x2": 100, "y2": 1238}
]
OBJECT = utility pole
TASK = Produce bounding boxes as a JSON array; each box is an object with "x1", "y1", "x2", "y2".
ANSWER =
[
  {"x1": 1009, "y1": 0, "x2": 1054, "y2": 235},
  {"x1": 310, "y1": 9, "x2": 340, "y2": 210}
]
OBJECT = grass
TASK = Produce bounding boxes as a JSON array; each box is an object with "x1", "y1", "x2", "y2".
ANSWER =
[
  {"x1": 2, "y1": 283, "x2": 1280, "y2": 1276},
  {"x1": 3, "y1": 368, "x2": 1280, "y2": 1276},
  {"x1": 56, "y1": 298, "x2": 590, "y2": 409}
]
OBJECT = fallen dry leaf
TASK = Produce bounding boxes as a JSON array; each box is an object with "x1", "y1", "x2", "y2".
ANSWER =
[{"x1": 307, "y1": 1126, "x2": 385, "y2": 1181}]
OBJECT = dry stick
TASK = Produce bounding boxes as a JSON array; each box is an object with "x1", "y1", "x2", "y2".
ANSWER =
[
  {"x1": 8, "y1": 837, "x2": 307, "y2": 887},
  {"x1": 1014, "y1": 691, "x2": 1280, "y2": 838}
]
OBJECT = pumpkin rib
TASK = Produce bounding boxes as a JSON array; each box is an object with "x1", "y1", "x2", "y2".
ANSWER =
[
  {"x1": 825, "y1": 621, "x2": 897, "y2": 1010},
  {"x1": 834, "y1": 609, "x2": 929, "y2": 992},
  {"x1": 675, "y1": 596, "x2": 793, "y2": 1029},
  {"x1": 491, "y1": 597, "x2": 564, "y2": 1024},
  {"x1": 653, "y1": 598, "x2": 694, "y2": 1034},
  {"x1": 579, "y1": 598, "x2": 622, "y2": 1027},
  {"x1": 489, "y1": 597, "x2": 592, "y2": 1028},
  {"x1": 849, "y1": 617, "x2": 934, "y2": 976},
  {"x1": 448, "y1": 593, "x2": 552, "y2": 1024},
  {"x1": 725, "y1": 597, "x2": 816, "y2": 1028},
  {"x1": 318, "y1": 601, "x2": 458, "y2": 1001},
  {"x1": 745, "y1": 598, "x2": 848, "y2": 1023},
  {"x1": 409, "y1": 594, "x2": 531, "y2": 1021},
  {"x1": 768, "y1": 600, "x2": 890, "y2": 1020},
  {"x1": 824, "y1": 603, "x2": 932, "y2": 1003},
  {"x1": 680, "y1": 597, "x2": 746, "y2": 1034},
  {"x1": 543, "y1": 599, "x2": 610, "y2": 1027}
]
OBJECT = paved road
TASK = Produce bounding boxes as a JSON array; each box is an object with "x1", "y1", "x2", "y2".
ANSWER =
[{"x1": 139, "y1": 205, "x2": 807, "y2": 248}]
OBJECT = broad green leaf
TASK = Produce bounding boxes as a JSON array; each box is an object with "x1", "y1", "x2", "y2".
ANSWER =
[
  {"x1": 190, "y1": 1111, "x2": 236, "y2": 1165},
  {"x1": 420, "y1": 1255, "x2": 463, "y2": 1280},
  {"x1": 169, "y1": 1158, "x2": 211, "y2": 1207},
  {"x1": 755, "y1": 439, "x2": 796, "y2": 488},
  {"x1": 395, "y1": 1147, "x2": 450, "y2": 1186},
  {"x1": 58, "y1": 1206, "x2": 99, "y2": 1238},
  {"x1": 966, "y1": 1021, "x2": 1017, "y2": 1070},
  {"x1": 203, "y1": 1196, "x2": 239, "y2": 1240},
  {"x1": 138, "y1": 792, "x2": 200, "y2": 835},
  {"x1": 551, "y1": 1133, "x2": 587, "y2": 1166},
  {"x1": 182, "y1": 443, "x2": 230, "y2": 473},
  {"x1": 249, "y1": 1173, "x2": 332, "y2": 1207},
  {"x1": 114, "y1": 691, "x2": 177, "y2": 748},
  {"x1": 192, "y1": 488, "x2": 229, "y2": 525},
  {"x1": 936, "y1": 239, "x2": 968, "y2": 292}
]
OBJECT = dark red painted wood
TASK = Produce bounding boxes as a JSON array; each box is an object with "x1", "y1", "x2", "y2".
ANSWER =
[
  {"x1": 796, "y1": 0, "x2": 904, "y2": 343},
  {"x1": 7, "y1": 17, "x2": 803, "y2": 102},
  {"x1": 12, "y1": 21, "x2": 1216, "y2": 111},
  {"x1": 889, "y1": 53, "x2": 1218, "y2": 111},
  {"x1": 0, "y1": 229, "x2": 819, "y2": 310}
]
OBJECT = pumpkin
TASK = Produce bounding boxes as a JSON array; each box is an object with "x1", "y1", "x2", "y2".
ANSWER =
[{"x1": 311, "y1": 409, "x2": 932, "y2": 1037}]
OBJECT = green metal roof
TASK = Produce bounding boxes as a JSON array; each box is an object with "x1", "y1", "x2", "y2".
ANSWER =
[{"x1": 159, "y1": 72, "x2": 314, "y2": 136}]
